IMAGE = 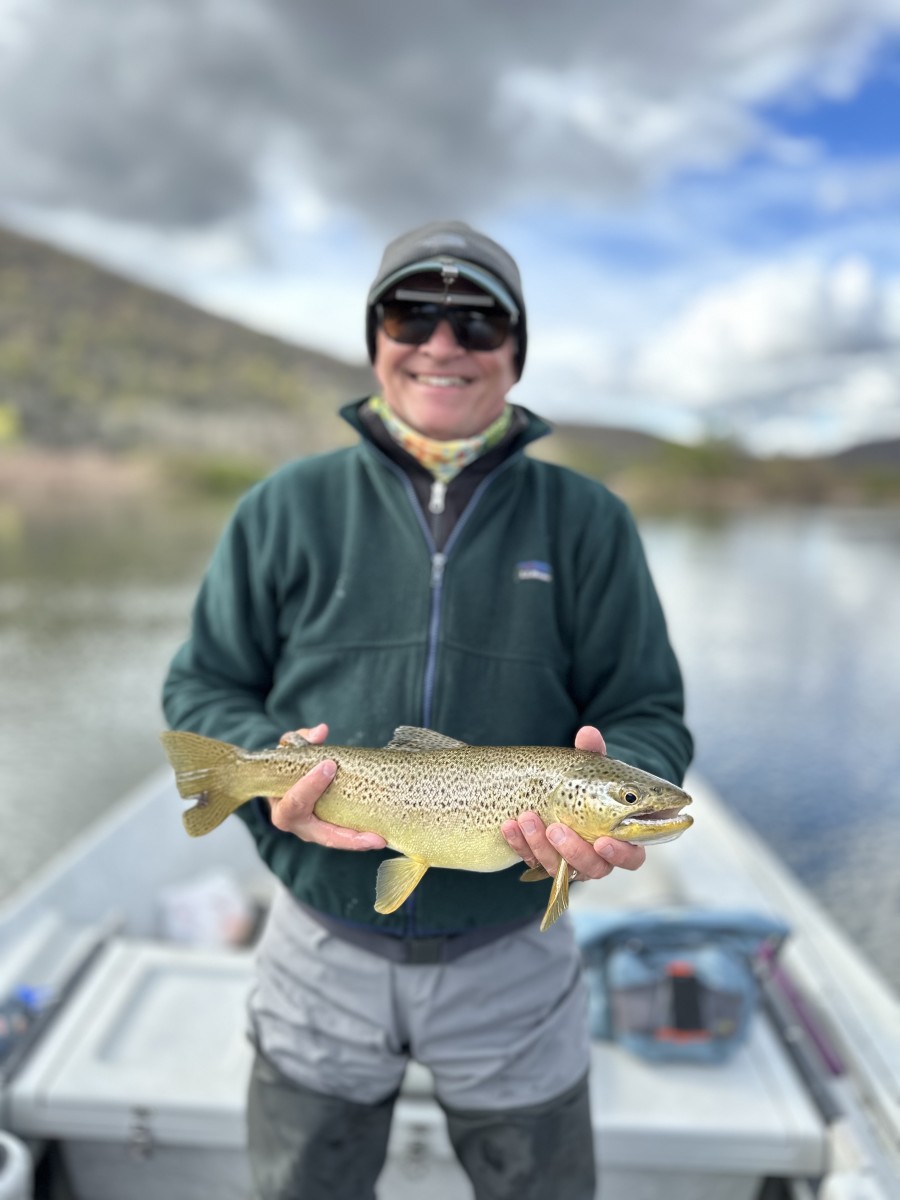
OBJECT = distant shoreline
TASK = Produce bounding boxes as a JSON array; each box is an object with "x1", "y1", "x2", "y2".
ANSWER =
[
  {"x1": 0, "y1": 447, "x2": 162, "y2": 511},
  {"x1": 1, "y1": 443, "x2": 898, "y2": 515}
]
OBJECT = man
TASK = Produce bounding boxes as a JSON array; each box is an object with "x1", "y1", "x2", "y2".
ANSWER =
[{"x1": 163, "y1": 219, "x2": 692, "y2": 1200}]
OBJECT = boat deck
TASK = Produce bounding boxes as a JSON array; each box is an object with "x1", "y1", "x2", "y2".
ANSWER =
[{"x1": 1, "y1": 769, "x2": 898, "y2": 1199}]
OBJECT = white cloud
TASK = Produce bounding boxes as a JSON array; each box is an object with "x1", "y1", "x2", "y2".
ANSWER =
[
  {"x1": 495, "y1": 67, "x2": 786, "y2": 190},
  {"x1": 884, "y1": 277, "x2": 900, "y2": 337},
  {"x1": 815, "y1": 159, "x2": 900, "y2": 216},
  {"x1": 191, "y1": 274, "x2": 370, "y2": 363},
  {"x1": 744, "y1": 359, "x2": 900, "y2": 455},
  {"x1": 627, "y1": 257, "x2": 900, "y2": 452},
  {"x1": 5, "y1": 203, "x2": 258, "y2": 286},
  {"x1": 634, "y1": 256, "x2": 894, "y2": 401},
  {"x1": 1, "y1": 0, "x2": 898, "y2": 229}
]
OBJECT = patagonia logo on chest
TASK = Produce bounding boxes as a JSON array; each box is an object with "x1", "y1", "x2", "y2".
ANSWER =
[{"x1": 515, "y1": 560, "x2": 554, "y2": 584}]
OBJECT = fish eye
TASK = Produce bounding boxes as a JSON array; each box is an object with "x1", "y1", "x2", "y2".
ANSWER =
[{"x1": 623, "y1": 789, "x2": 639, "y2": 805}]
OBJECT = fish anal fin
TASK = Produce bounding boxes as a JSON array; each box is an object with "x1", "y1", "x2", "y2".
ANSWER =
[
  {"x1": 374, "y1": 856, "x2": 430, "y2": 914},
  {"x1": 386, "y1": 726, "x2": 467, "y2": 752},
  {"x1": 540, "y1": 858, "x2": 571, "y2": 932},
  {"x1": 520, "y1": 865, "x2": 551, "y2": 882}
]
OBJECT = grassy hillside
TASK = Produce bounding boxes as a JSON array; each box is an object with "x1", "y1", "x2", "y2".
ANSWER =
[
  {"x1": 0, "y1": 225, "x2": 374, "y2": 462},
  {"x1": 1, "y1": 224, "x2": 897, "y2": 509},
  {"x1": 534, "y1": 423, "x2": 900, "y2": 509}
]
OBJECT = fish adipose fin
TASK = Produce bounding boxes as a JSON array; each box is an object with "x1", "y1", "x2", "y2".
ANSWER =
[
  {"x1": 540, "y1": 858, "x2": 571, "y2": 932},
  {"x1": 278, "y1": 731, "x2": 311, "y2": 748},
  {"x1": 159, "y1": 731, "x2": 245, "y2": 837},
  {"x1": 386, "y1": 726, "x2": 468, "y2": 752},
  {"x1": 375, "y1": 856, "x2": 430, "y2": 913}
]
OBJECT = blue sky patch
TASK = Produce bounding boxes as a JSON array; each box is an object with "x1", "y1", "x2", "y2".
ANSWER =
[{"x1": 758, "y1": 43, "x2": 900, "y2": 159}]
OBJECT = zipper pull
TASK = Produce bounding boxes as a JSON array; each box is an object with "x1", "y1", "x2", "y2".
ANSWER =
[
  {"x1": 431, "y1": 552, "x2": 446, "y2": 587},
  {"x1": 428, "y1": 480, "x2": 447, "y2": 515}
]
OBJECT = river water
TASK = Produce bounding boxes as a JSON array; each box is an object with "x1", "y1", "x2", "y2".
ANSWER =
[{"x1": 1, "y1": 496, "x2": 898, "y2": 991}]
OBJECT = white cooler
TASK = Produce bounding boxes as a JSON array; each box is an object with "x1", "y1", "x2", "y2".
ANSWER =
[
  {"x1": 7, "y1": 940, "x2": 254, "y2": 1200},
  {"x1": 589, "y1": 1016, "x2": 826, "y2": 1200}
]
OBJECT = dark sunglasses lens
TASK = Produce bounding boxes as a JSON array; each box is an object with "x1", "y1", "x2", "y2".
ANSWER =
[
  {"x1": 451, "y1": 309, "x2": 511, "y2": 351},
  {"x1": 378, "y1": 302, "x2": 511, "y2": 351},
  {"x1": 378, "y1": 303, "x2": 439, "y2": 345}
]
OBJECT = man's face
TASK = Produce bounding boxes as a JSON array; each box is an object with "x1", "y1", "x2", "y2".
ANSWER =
[{"x1": 372, "y1": 282, "x2": 518, "y2": 440}]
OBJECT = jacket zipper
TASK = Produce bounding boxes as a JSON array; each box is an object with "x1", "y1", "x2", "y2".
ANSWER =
[
  {"x1": 371, "y1": 452, "x2": 520, "y2": 723},
  {"x1": 366, "y1": 446, "x2": 520, "y2": 936},
  {"x1": 419, "y1": 460, "x2": 518, "y2": 725},
  {"x1": 428, "y1": 479, "x2": 447, "y2": 514}
]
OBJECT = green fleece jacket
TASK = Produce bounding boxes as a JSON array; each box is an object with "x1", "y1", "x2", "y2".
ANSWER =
[{"x1": 162, "y1": 402, "x2": 692, "y2": 935}]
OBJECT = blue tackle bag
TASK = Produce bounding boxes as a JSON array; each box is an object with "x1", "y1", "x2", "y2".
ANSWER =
[{"x1": 572, "y1": 908, "x2": 789, "y2": 1064}]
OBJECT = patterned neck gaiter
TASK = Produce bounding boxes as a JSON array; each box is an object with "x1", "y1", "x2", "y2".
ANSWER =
[{"x1": 366, "y1": 395, "x2": 513, "y2": 484}]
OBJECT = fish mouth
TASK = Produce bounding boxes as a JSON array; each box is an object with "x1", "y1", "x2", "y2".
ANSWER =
[{"x1": 613, "y1": 802, "x2": 693, "y2": 844}]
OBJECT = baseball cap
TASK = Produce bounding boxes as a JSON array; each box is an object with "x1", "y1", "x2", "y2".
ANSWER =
[{"x1": 366, "y1": 220, "x2": 528, "y2": 377}]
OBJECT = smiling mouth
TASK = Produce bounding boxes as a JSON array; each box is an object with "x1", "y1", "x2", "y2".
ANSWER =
[{"x1": 412, "y1": 373, "x2": 472, "y2": 388}]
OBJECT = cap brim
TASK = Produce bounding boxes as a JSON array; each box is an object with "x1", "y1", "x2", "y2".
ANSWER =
[{"x1": 368, "y1": 258, "x2": 520, "y2": 318}]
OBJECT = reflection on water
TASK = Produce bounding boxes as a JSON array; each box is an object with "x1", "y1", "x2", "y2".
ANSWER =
[
  {"x1": 2, "y1": 499, "x2": 898, "y2": 990},
  {"x1": 0, "y1": 499, "x2": 226, "y2": 899},
  {"x1": 641, "y1": 508, "x2": 900, "y2": 991}
]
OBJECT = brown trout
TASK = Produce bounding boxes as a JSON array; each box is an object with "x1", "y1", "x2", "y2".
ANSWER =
[{"x1": 160, "y1": 725, "x2": 692, "y2": 930}]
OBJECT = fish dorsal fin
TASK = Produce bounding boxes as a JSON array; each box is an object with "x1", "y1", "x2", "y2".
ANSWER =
[{"x1": 386, "y1": 726, "x2": 467, "y2": 752}]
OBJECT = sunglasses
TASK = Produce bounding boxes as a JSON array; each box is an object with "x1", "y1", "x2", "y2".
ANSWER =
[{"x1": 375, "y1": 300, "x2": 515, "y2": 352}]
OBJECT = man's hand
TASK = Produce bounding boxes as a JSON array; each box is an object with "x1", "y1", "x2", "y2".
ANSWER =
[
  {"x1": 269, "y1": 724, "x2": 386, "y2": 852},
  {"x1": 500, "y1": 726, "x2": 646, "y2": 881}
]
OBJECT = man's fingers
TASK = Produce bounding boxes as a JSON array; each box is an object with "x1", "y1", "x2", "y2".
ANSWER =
[
  {"x1": 298, "y1": 817, "x2": 386, "y2": 852},
  {"x1": 505, "y1": 812, "x2": 565, "y2": 878},
  {"x1": 545, "y1": 823, "x2": 615, "y2": 880},
  {"x1": 283, "y1": 759, "x2": 336, "y2": 805},
  {"x1": 574, "y1": 725, "x2": 606, "y2": 755},
  {"x1": 592, "y1": 837, "x2": 646, "y2": 872},
  {"x1": 270, "y1": 758, "x2": 385, "y2": 850},
  {"x1": 270, "y1": 759, "x2": 336, "y2": 831},
  {"x1": 501, "y1": 819, "x2": 539, "y2": 869}
]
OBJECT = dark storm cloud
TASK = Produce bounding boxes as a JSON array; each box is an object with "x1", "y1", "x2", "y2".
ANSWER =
[{"x1": 0, "y1": 0, "x2": 894, "y2": 230}]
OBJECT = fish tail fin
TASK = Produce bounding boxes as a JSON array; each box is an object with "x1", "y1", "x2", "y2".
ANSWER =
[
  {"x1": 539, "y1": 858, "x2": 571, "y2": 932},
  {"x1": 159, "y1": 730, "x2": 245, "y2": 837}
]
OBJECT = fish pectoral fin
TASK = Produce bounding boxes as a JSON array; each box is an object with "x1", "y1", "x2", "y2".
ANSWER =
[
  {"x1": 540, "y1": 858, "x2": 571, "y2": 932},
  {"x1": 385, "y1": 726, "x2": 468, "y2": 752},
  {"x1": 519, "y1": 865, "x2": 551, "y2": 882},
  {"x1": 374, "y1": 856, "x2": 430, "y2": 914}
]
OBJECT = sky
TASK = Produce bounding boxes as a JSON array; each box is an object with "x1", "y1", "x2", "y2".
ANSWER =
[{"x1": 1, "y1": 0, "x2": 900, "y2": 454}]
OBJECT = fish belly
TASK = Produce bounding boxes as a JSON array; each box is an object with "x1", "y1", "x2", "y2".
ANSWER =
[
  {"x1": 389, "y1": 827, "x2": 519, "y2": 873},
  {"x1": 316, "y1": 776, "x2": 521, "y2": 873}
]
